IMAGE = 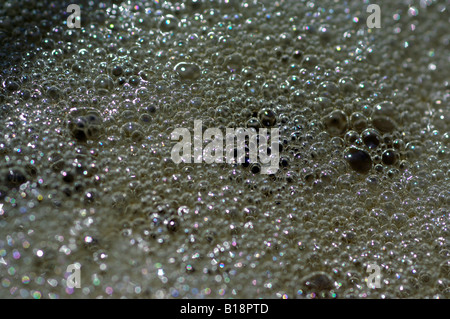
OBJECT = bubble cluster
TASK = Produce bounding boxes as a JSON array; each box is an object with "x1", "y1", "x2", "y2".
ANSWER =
[
  {"x1": 67, "y1": 108, "x2": 103, "y2": 142},
  {"x1": 0, "y1": 0, "x2": 448, "y2": 299}
]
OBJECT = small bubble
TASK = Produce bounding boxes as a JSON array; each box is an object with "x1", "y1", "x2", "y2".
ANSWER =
[
  {"x1": 382, "y1": 149, "x2": 398, "y2": 165},
  {"x1": 350, "y1": 112, "x2": 368, "y2": 132},
  {"x1": 94, "y1": 74, "x2": 114, "y2": 91},
  {"x1": 174, "y1": 62, "x2": 201, "y2": 81},
  {"x1": 372, "y1": 116, "x2": 397, "y2": 133},
  {"x1": 323, "y1": 110, "x2": 348, "y2": 136},
  {"x1": 258, "y1": 109, "x2": 277, "y2": 128},
  {"x1": 22, "y1": 275, "x2": 30, "y2": 284},
  {"x1": 159, "y1": 15, "x2": 180, "y2": 33},
  {"x1": 344, "y1": 147, "x2": 373, "y2": 174},
  {"x1": 301, "y1": 272, "x2": 335, "y2": 293},
  {"x1": 362, "y1": 129, "x2": 381, "y2": 149}
]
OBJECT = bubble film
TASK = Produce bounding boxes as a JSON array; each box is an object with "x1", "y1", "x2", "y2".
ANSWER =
[{"x1": 0, "y1": 0, "x2": 449, "y2": 299}]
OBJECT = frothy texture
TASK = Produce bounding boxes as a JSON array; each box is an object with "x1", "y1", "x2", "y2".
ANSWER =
[{"x1": 0, "y1": 0, "x2": 448, "y2": 299}]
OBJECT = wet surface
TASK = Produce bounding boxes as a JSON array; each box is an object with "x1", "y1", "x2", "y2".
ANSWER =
[{"x1": 0, "y1": 0, "x2": 448, "y2": 299}]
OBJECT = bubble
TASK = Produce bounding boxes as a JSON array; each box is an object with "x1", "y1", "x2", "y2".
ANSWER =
[
  {"x1": 290, "y1": 89, "x2": 307, "y2": 104},
  {"x1": 242, "y1": 66, "x2": 255, "y2": 79},
  {"x1": 302, "y1": 55, "x2": 319, "y2": 69},
  {"x1": 159, "y1": 15, "x2": 180, "y2": 33},
  {"x1": 258, "y1": 108, "x2": 277, "y2": 128},
  {"x1": 372, "y1": 116, "x2": 397, "y2": 133},
  {"x1": 322, "y1": 110, "x2": 348, "y2": 136},
  {"x1": 223, "y1": 52, "x2": 243, "y2": 71},
  {"x1": 338, "y1": 77, "x2": 356, "y2": 93},
  {"x1": 317, "y1": 81, "x2": 339, "y2": 97},
  {"x1": 344, "y1": 131, "x2": 360, "y2": 144},
  {"x1": 0, "y1": 0, "x2": 446, "y2": 300},
  {"x1": 361, "y1": 129, "x2": 381, "y2": 149},
  {"x1": 3, "y1": 167, "x2": 27, "y2": 187},
  {"x1": 61, "y1": 170, "x2": 75, "y2": 183},
  {"x1": 67, "y1": 108, "x2": 103, "y2": 142},
  {"x1": 121, "y1": 122, "x2": 144, "y2": 140},
  {"x1": 350, "y1": 112, "x2": 368, "y2": 132},
  {"x1": 22, "y1": 276, "x2": 30, "y2": 284},
  {"x1": 129, "y1": 75, "x2": 141, "y2": 87},
  {"x1": 250, "y1": 163, "x2": 261, "y2": 174},
  {"x1": 382, "y1": 149, "x2": 398, "y2": 165},
  {"x1": 261, "y1": 80, "x2": 279, "y2": 99},
  {"x1": 41, "y1": 38, "x2": 55, "y2": 50},
  {"x1": 166, "y1": 218, "x2": 179, "y2": 232},
  {"x1": 301, "y1": 272, "x2": 335, "y2": 293},
  {"x1": 246, "y1": 117, "x2": 261, "y2": 130},
  {"x1": 174, "y1": 62, "x2": 201, "y2": 81},
  {"x1": 439, "y1": 260, "x2": 450, "y2": 277},
  {"x1": 242, "y1": 79, "x2": 260, "y2": 96},
  {"x1": 344, "y1": 147, "x2": 373, "y2": 174},
  {"x1": 373, "y1": 101, "x2": 397, "y2": 118},
  {"x1": 3, "y1": 78, "x2": 20, "y2": 91},
  {"x1": 32, "y1": 291, "x2": 42, "y2": 299},
  {"x1": 24, "y1": 26, "x2": 42, "y2": 43},
  {"x1": 94, "y1": 75, "x2": 114, "y2": 91},
  {"x1": 111, "y1": 65, "x2": 123, "y2": 77}
]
